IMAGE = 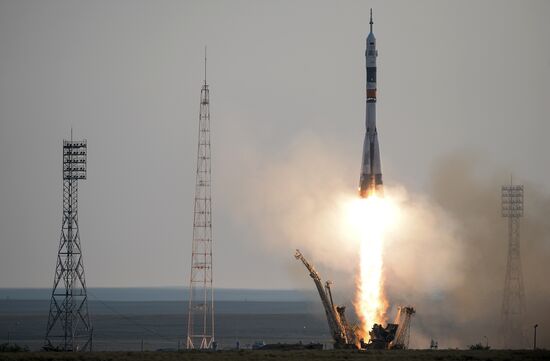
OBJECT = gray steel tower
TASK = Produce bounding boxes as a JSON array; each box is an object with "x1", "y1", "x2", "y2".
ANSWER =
[
  {"x1": 500, "y1": 182, "x2": 526, "y2": 349},
  {"x1": 186, "y1": 53, "x2": 214, "y2": 350},
  {"x1": 44, "y1": 136, "x2": 92, "y2": 351}
]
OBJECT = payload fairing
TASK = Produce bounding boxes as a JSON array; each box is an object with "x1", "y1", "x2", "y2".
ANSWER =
[{"x1": 359, "y1": 9, "x2": 383, "y2": 198}]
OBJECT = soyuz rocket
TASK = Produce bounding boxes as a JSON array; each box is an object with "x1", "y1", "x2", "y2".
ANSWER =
[{"x1": 359, "y1": 9, "x2": 383, "y2": 198}]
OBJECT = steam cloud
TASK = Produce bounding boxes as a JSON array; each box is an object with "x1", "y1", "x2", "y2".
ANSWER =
[{"x1": 225, "y1": 134, "x2": 550, "y2": 349}]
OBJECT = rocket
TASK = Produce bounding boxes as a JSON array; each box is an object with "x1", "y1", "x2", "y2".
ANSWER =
[{"x1": 359, "y1": 9, "x2": 383, "y2": 198}]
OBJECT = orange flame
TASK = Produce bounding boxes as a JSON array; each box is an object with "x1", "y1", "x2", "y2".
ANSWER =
[{"x1": 345, "y1": 195, "x2": 392, "y2": 339}]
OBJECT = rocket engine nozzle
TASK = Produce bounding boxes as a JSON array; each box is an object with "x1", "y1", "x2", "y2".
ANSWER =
[{"x1": 358, "y1": 175, "x2": 383, "y2": 199}]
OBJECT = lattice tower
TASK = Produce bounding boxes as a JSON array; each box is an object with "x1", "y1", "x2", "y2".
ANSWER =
[
  {"x1": 44, "y1": 135, "x2": 92, "y2": 351},
  {"x1": 186, "y1": 52, "x2": 214, "y2": 350},
  {"x1": 500, "y1": 183, "x2": 526, "y2": 349}
]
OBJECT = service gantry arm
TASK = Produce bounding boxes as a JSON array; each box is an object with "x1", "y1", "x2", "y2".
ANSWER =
[
  {"x1": 325, "y1": 281, "x2": 335, "y2": 309},
  {"x1": 390, "y1": 306, "x2": 416, "y2": 349},
  {"x1": 294, "y1": 249, "x2": 348, "y2": 346},
  {"x1": 326, "y1": 280, "x2": 357, "y2": 346}
]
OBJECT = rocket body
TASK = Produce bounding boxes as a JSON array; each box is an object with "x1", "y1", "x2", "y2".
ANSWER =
[{"x1": 359, "y1": 12, "x2": 383, "y2": 198}]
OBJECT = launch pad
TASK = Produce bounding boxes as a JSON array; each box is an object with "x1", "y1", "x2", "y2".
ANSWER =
[{"x1": 294, "y1": 249, "x2": 415, "y2": 350}]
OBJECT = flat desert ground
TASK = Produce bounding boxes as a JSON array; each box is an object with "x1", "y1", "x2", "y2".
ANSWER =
[{"x1": 0, "y1": 350, "x2": 549, "y2": 361}]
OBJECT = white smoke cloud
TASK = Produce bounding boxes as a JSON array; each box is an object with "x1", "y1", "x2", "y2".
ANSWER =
[
  {"x1": 382, "y1": 185, "x2": 465, "y2": 294},
  {"x1": 228, "y1": 133, "x2": 466, "y2": 296},
  {"x1": 224, "y1": 133, "x2": 550, "y2": 348}
]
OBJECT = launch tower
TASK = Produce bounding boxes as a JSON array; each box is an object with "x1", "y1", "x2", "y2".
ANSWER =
[
  {"x1": 186, "y1": 51, "x2": 215, "y2": 349},
  {"x1": 44, "y1": 134, "x2": 92, "y2": 351},
  {"x1": 500, "y1": 181, "x2": 526, "y2": 348}
]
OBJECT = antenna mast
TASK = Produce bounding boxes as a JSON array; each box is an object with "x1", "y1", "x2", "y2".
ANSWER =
[{"x1": 186, "y1": 50, "x2": 215, "y2": 349}]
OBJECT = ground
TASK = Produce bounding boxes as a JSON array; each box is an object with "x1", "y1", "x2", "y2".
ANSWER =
[{"x1": 0, "y1": 350, "x2": 549, "y2": 361}]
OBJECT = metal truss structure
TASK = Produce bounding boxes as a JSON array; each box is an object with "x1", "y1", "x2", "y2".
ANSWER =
[
  {"x1": 44, "y1": 137, "x2": 92, "y2": 351},
  {"x1": 500, "y1": 183, "x2": 526, "y2": 349},
  {"x1": 186, "y1": 53, "x2": 214, "y2": 350}
]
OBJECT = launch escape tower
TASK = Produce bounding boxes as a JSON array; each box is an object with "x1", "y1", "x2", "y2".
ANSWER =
[
  {"x1": 44, "y1": 135, "x2": 92, "y2": 351},
  {"x1": 186, "y1": 52, "x2": 214, "y2": 349},
  {"x1": 500, "y1": 182, "x2": 526, "y2": 348}
]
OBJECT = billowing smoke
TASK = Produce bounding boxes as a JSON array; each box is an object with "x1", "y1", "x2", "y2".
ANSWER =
[
  {"x1": 222, "y1": 133, "x2": 363, "y2": 285},
  {"x1": 399, "y1": 153, "x2": 550, "y2": 349},
  {"x1": 224, "y1": 134, "x2": 550, "y2": 349}
]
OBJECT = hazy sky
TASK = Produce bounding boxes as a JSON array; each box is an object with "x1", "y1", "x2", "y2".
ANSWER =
[{"x1": 0, "y1": 0, "x2": 549, "y2": 290}]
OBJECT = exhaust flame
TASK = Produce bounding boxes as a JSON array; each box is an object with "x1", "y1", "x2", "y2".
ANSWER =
[{"x1": 345, "y1": 194, "x2": 393, "y2": 339}]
